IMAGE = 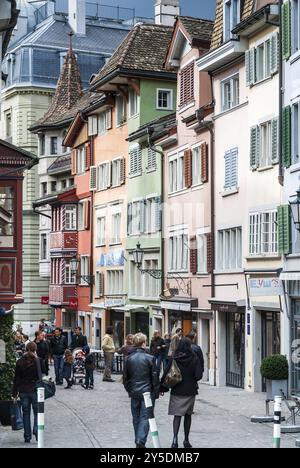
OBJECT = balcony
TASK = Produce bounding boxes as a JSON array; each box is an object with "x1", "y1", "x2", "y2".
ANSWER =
[
  {"x1": 49, "y1": 285, "x2": 77, "y2": 306},
  {"x1": 50, "y1": 231, "x2": 78, "y2": 251}
]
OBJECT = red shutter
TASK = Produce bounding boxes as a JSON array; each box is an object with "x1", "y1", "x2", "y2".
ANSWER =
[
  {"x1": 190, "y1": 235, "x2": 198, "y2": 275},
  {"x1": 201, "y1": 143, "x2": 209, "y2": 183},
  {"x1": 184, "y1": 149, "x2": 192, "y2": 188},
  {"x1": 84, "y1": 200, "x2": 90, "y2": 230},
  {"x1": 71, "y1": 149, "x2": 77, "y2": 176},
  {"x1": 85, "y1": 142, "x2": 92, "y2": 169},
  {"x1": 206, "y1": 232, "x2": 213, "y2": 274}
]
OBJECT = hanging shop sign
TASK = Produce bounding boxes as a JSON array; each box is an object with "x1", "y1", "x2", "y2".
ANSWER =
[{"x1": 249, "y1": 278, "x2": 284, "y2": 297}]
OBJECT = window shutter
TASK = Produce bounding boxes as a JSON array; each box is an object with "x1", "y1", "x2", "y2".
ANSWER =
[
  {"x1": 271, "y1": 118, "x2": 279, "y2": 164},
  {"x1": 97, "y1": 272, "x2": 104, "y2": 297},
  {"x1": 245, "y1": 50, "x2": 251, "y2": 87},
  {"x1": 250, "y1": 126, "x2": 259, "y2": 170},
  {"x1": 155, "y1": 196, "x2": 162, "y2": 232},
  {"x1": 180, "y1": 62, "x2": 194, "y2": 106},
  {"x1": 282, "y1": 106, "x2": 291, "y2": 168},
  {"x1": 84, "y1": 200, "x2": 90, "y2": 230},
  {"x1": 184, "y1": 149, "x2": 192, "y2": 188},
  {"x1": 270, "y1": 33, "x2": 279, "y2": 74},
  {"x1": 201, "y1": 143, "x2": 209, "y2": 183},
  {"x1": 88, "y1": 116, "x2": 98, "y2": 136},
  {"x1": 246, "y1": 48, "x2": 255, "y2": 86},
  {"x1": 127, "y1": 203, "x2": 133, "y2": 235},
  {"x1": 71, "y1": 149, "x2": 77, "y2": 176},
  {"x1": 106, "y1": 162, "x2": 112, "y2": 188},
  {"x1": 139, "y1": 200, "x2": 145, "y2": 233},
  {"x1": 120, "y1": 158, "x2": 126, "y2": 185},
  {"x1": 278, "y1": 205, "x2": 291, "y2": 255},
  {"x1": 190, "y1": 235, "x2": 198, "y2": 275},
  {"x1": 106, "y1": 108, "x2": 112, "y2": 130},
  {"x1": 90, "y1": 166, "x2": 97, "y2": 191},
  {"x1": 282, "y1": 1, "x2": 291, "y2": 61},
  {"x1": 206, "y1": 233, "x2": 213, "y2": 274},
  {"x1": 85, "y1": 142, "x2": 92, "y2": 169}
]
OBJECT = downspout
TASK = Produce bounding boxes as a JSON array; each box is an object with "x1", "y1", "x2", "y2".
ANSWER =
[
  {"x1": 90, "y1": 137, "x2": 94, "y2": 307},
  {"x1": 278, "y1": 0, "x2": 284, "y2": 186}
]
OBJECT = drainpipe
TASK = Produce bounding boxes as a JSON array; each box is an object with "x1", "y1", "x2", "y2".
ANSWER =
[
  {"x1": 90, "y1": 137, "x2": 94, "y2": 307},
  {"x1": 278, "y1": 0, "x2": 284, "y2": 186}
]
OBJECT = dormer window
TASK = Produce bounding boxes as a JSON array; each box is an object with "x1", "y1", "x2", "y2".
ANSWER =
[{"x1": 224, "y1": 0, "x2": 241, "y2": 42}]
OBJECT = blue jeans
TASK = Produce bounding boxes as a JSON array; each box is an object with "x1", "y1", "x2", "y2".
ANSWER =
[
  {"x1": 20, "y1": 393, "x2": 38, "y2": 442},
  {"x1": 131, "y1": 396, "x2": 155, "y2": 446},
  {"x1": 155, "y1": 355, "x2": 162, "y2": 373},
  {"x1": 53, "y1": 354, "x2": 64, "y2": 383}
]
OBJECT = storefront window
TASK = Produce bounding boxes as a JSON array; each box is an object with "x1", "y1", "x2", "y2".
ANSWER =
[
  {"x1": 110, "y1": 311, "x2": 124, "y2": 349},
  {"x1": 131, "y1": 313, "x2": 149, "y2": 341},
  {"x1": 169, "y1": 311, "x2": 197, "y2": 339},
  {"x1": 226, "y1": 312, "x2": 245, "y2": 389},
  {"x1": 292, "y1": 300, "x2": 300, "y2": 393},
  {"x1": 0, "y1": 185, "x2": 14, "y2": 248}
]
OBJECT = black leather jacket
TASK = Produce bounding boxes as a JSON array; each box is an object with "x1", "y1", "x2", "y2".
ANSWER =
[
  {"x1": 123, "y1": 348, "x2": 160, "y2": 399},
  {"x1": 49, "y1": 335, "x2": 67, "y2": 356}
]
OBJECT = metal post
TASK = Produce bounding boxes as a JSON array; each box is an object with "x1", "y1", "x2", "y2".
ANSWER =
[
  {"x1": 143, "y1": 392, "x2": 161, "y2": 449},
  {"x1": 273, "y1": 396, "x2": 282, "y2": 448},
  {"x1": 37, "y1": 387, "x2": 45, "y2": 448}
]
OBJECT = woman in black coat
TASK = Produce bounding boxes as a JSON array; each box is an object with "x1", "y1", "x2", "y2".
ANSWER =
[{"x1": 161, "y1": 338, "x2": 203, "y2": 449}]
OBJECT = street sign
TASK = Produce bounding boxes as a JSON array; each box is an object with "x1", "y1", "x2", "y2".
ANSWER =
[
  {"x1": 41, "y1": 296, "x2": 49, "y2": 305},
  {"x1": 249, "y1": 278, "x2": 284, "y2": 297}
]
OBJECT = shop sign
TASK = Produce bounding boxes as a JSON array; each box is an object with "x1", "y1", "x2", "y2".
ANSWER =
[
  {"x1": 98, "y1": 299, "x2": 126, "y2": 308},
  {"x1": 41, "y1": 296, "x2": 49, "y2": 305},
  {"x1": 69, "y1": 298, "x2": 78, "y2": 308},
  {"x1": 249, "y1": 278, "x2": 284, "y2": 297},
  {"x1": 160, "y1": 301, "x2": 191, "y2": 312}
]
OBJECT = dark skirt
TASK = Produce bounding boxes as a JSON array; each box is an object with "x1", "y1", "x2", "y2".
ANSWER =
[{"x1": 168, "y1": 394, "x2": 196, "y2": 416}]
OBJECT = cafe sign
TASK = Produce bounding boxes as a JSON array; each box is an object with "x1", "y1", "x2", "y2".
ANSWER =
[{"x1": 249, "y1": 278, "x2": 284, "y2": 297}]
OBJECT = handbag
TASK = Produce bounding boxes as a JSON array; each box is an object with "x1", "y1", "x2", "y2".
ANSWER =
[
  {"x1": 11, "y1": 400, "x2": 23, "y2": 431},
  {"x1": 35, "y1": 358, "x2": 56, "y2": 400},
  {"x1": 163, "y1": 359, "x2": 182, "y2": 389}
]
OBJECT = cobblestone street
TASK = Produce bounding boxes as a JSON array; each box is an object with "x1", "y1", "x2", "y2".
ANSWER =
[{"x1": 0, "y1": 368, "x2": 299, "y2": 449}]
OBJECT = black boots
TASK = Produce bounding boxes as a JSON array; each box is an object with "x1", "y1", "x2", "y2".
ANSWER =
[{"x1": 171, "y1": 437, "x2": 178, "y2": 448}]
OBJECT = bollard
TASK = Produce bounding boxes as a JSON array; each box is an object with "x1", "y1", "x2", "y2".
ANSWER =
[
  {"x1": 143, "y1": 392, "x2": 161, "y2": 449},
  {"x1": 273, "y1": 396, "x2": 282, "y2": 449},
  {"x1": 37, "y1": 387, "x2": 45, "y2": 449}
]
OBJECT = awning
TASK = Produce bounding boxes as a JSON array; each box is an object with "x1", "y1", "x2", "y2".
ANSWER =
[
  {"x1": 280, "y1": 272, "x2": 300, "y2": 281},
  {"x1": 209, "y1": 299, "x2": 246, "y2": 313},
  {"x1": 160, "y1": 297, "x2": 198, "y2": 312},
  {"x1": 113, "y1": 305, "x2": 147, "y2": 313}
]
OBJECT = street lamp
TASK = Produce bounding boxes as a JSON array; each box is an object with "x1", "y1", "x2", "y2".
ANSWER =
[
  {"x1": 290, "y1": 189, "x2": 300, "y2": 233},
  {"x1": 69, "y1": 254, "x2": 94, "y2": 286},
  {"x1": 132, "y1": 243, "x2": 163, "y2": 280},
  {"x1": 70, "y1": 255, "x2": 79, "y2": 273}
]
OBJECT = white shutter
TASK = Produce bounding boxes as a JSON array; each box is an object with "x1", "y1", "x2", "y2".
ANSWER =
[
  {"x1": 90, "y1": 166, "x2": 97, "y2": 191},
  {"x1": 106, "y1": 108, "x2": 112, "y2": 130},
  {"x1": 106, "y1": 162, "x2": 112, "y2": 188},
  {"x1": 246, "y1": 48, "x2": 255, "y2": 86},
  {"x1": 88, "y1": 116, "x2": 98, "y2": 136},
  {"x1": 271, "y1": 117, "x2": 279, "y2": 163},
  {"x1": 224, "y1": 150, "x2": 232, "y2": 189},
  {"x1": 270, "y1": 33, "x2": 279, "y2": 75},
  {"x1": 155, "y1": 196, "x2": 162, "y2": 232},
  {"x1": 139, "y1": 200, "x2": 145, "y2": 233},
  {"x1": 245, "y1": 50, "x2": 251, "y2": 87}
]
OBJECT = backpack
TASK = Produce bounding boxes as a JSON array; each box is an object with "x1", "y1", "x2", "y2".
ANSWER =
[{"x1": 163, "y1": 359, "x2": 182, "y2": 389}]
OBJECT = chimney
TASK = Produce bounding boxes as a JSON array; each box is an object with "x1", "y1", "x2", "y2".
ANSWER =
[
  {"x1": 68, "y1": 0, "x2": 86, "y2": 36},
  {"x1": 155, "y1": 0, "x2": 180, "y2": 26}
]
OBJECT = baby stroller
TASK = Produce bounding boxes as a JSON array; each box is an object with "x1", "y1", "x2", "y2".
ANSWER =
[{"x1": 72, "y1": 348, "x2": 86, "y2": 385}]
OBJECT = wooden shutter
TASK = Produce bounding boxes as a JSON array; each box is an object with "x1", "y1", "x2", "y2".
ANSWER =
[
  {"x1": 97, "y1": 272, "x2": 105, "y2": 297},
  {"x1": 282, "y1": 1, "x2": 291, "y2": 61},
  {"x1": 206, "y1": 232, "x2": 213, "y2": 274},
  {"x1": 184, "y1": 149, "x2": 192, "y2": 188},
  {"x1": 282, "y1": 106, "x2": 291, "y2": 168},
  {"x1": 201, "y1": 143, "x2": 209, "y2": 183},
  {"x1": 271, "y1": 118, "x2": 279, "y2": 164},
  {"x1": 190, "y1": 235, "x2": 198, "y2": 275},
  {"x1": 278, "y1": 205, "x2": 291, "y2": 255},
  {"x1": 270, "y1": 33, "x2": 279, "y2": 75},
  {"x1": 84, "y1": 200, "x2": 90, "y2": 230},
  {"x1": 120, "y1": 158, "x2": 126, "y2": 185},
  {"x1": 71, "y1": 149, "x2": 77, "y2": 176},
  {"x1": 85, "y1": 142, "x2": 92, "y2": 169},
  {"x1": 90, "y1": 166, "x2": 97, "y2": 191},
  {"x1": 155, "y1": 196, "x2": 162, "y2": 232},
  {"x1": 180, "y1": 62, "x2": 194, "y2": 106},
  {"x1": 250, "y1": 126, "x2": 259, "y2": 170}
]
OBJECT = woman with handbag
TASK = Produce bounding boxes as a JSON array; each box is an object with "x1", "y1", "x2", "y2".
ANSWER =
[
  {"x1": 12, "y1": 342, "x2": 46, "y2": 444},
  {"x1": 160, "y1": 338, "x2": 203, "y2": 449}
]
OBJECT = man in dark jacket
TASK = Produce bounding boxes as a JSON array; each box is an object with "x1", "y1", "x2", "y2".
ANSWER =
[
  {"x1": 70, "y1": 327, "x2": 88, "y2": 351},
  {"x1": 34, "y1": 331, "x2": 50, "y2": 376},
  {"x1": 123, "y1": 333, "x2": 159, "y2": 449},
  {"x1": 49, "y1": 328, "x2": 67, "y2": 385},
  {"x1": 186, "y1": 332, "x2": 204, "y2": 381}
]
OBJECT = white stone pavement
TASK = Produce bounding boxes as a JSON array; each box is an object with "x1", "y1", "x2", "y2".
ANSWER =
[{"x1": 0, "y1": 368, "x2": 299, "y2": 449}]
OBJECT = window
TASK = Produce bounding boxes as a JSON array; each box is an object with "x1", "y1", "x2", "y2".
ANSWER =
[
  {"x1": 40, "y1": 134, "x2": 45, "y2": 156},
  {"x1": 221, "y1": 74, "x2": 239, "y2": 111},
  {"x1": 246, "y1": 35, "x2": 278, "y2": 86},
  {"x1": 157, "y1": 89, "x2": 173, "y2": 110},
  {"x1": 98, "y1": 162, "x2": 111, "y2": 190},
  {"x1": 65, "y1": 205, "x2": 77, "y2": 231},
  {"x1": 250, "y1": 119, "x2": 279, "y2": 169},
  {"x1": 98, "y1": 109, "x2": 112, "y2": 135},
  {"x1": 51, "y1": 181, "x2": 57, "y2": 193},
  {"x1": 77, "y1": 146, "x2": 86, "y2": 175},
  {"x1": 131, "y1": 200, "x2": 144, "y2": 235},
  {"x1": 292, "y1": 0, "x2": 300, "y2": 54},
  {"x1": 61, "y1": 179, "x2": 67, "y2": 190},
  {"x1": 197, "y1": 234, "x2": 207, "y2": 273},
  {"x1": 192, "y1": 146, "x2": 202, "y2": 186},
  {"x1": 145, "y1": 197, "x2": 156, "y2": 234},
  {"x1": 116, "y1": 95, "x2": 126, "y2": 126},
  {"x1": 224, "y1": 0, "x2": 240, "y2": 41},
  {"x1": 224, "y1": 148, "x2": 238, "y2": 190},
  {"x1": 80, "y1": 256, "x2": 89, "y2": 286},
  {"x1": 292, "y1": 102, "x2": 300, "y2": 164},
  {"x1": 41, "y1": 182, "x2": 47, "y2": 197},
  {"x1": 95, "y1": 271, "x2": 104, "y2": 298},
  {"x1": 107, "y1": 270, "x2": 124, "y2": 295},
  {"x1": 78, "y1": 201, "x2": 85, "y2": 231},
  {"x1": 88, "y1": 115, "x2": 98, "y2": 136},
  {"x1": 50, "y1": 137, "x2": 58, "y2": 155},
  {"x1": 129, "y1": 89, "x2": 139, "y2": 117},
  {"x1": 260, "y1": 121, "x2": 272, "y2": 167},
  {"x1": 129, "y1": 146, "x2": 142, "y2": 176},
  {"x1": 5, "y1": 113, "x2": 12, "y2": 139},
  {"x1": 180, "y1": 62, "x2": 194, "y2": 107},
  {"x1": 256, "y1": 40, "x2": 271, "y2": 82},
  {"x1": 249, "y1": 211, "x2": 278, "y2": 255},
  {"x1": 111, "y1": 158, "x2": 122, "y2": 187},
  {"x1": 96, "y1": 216, "x2": 106, "y2": 246},
  {"x1": 169, "y1": 152, "x2": 185, "y2": 193},
  {"x1": 112, "y1": 212, "x2": 121, "y2": 244},
  {"x1": 0, "y1": 185, "x2": 14, "y2": 248},
  {"x1": 40, "y1": 234, "x2": 47, "y2": 261},
  {"x1": 65, "y1": 262, "x2": 76, "y2": 285},
  {"x1": 169, "y1": 230, "x2": 189, "y2": 272},
  {"x1": 218, "y1": 227, "x2": 242, "y2": 270},
  {"x1": 130, "y1": 261, "x2": 142, "y2": 297},
  {"x1": 147, "y1": 148, "x2": 157, "y2": 171},
  {"x1": 143, "y1": 259, "x2": 159, "y2": 298}
]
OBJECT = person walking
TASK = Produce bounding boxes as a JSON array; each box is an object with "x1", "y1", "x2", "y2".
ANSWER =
[
  {"x1": 168, "y1": 328, "x2": 183, "y2": 357},
  {"x1": 150, "y1": 330, "x2": 165, "y2": 373},
  {"x1": 12, "y1": 342, "x2": 46, "y2": 444},
  {"x1": 81, "y1": 346, "x2": 95, "y2": 390},
  {"x1": 117, "y1": 334, "x2": 135, "y2": 357},
  {"x1": 163, "y1": 332, "x2": 171, "y2": 371},
  {"x1": 185, "y1": 331, "x2": 204, "y2": 376},
  {"x1": 63, "y1": 349, "x2": 74, "y2": 389},
  {"x1": 14, "y1": 332, "x2": 25, "y2": 358},
  {"x1": 123, "y1": 333, "x2": 159, "y2": 449},
  {"x1": 49, "y1": 328, "x2": 67, "y2": 385},
  {"x1": 161, "y1": 338, "x2": 203, "y2": 449},
  {"x1": 102, "y1": 326, "x2": 115, "y2": 382},
  {"x1": 70, "y1": 327, "x2": 88, "y2": 351},
  {"x1": 34, "y1": 330, "x2": 50, "y2": 376}
]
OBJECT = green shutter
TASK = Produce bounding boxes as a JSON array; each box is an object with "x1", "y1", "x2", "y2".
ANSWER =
[
  {"x1": 282, "y1": 1, "x2": 291, "y2": 61},
  {"x1": 282, "y1": 106, "x2": 291, "y2": 167},
  {"x1": 278, "y1": 205, "x2": 291, "y2": 255},
  {"x1": 271, "y1": 118, "x2": 279, "y2": 163},
  {"x1": 250, "y1": 126, "x2": 259, "y2": 170},
  {"x1": 270, "y1": 33, "x2": 279, "y2": 74}
]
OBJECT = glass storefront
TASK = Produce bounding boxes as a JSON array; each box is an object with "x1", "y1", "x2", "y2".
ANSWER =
[
  {"x1": 226, "y1": 312, "x2": 245, "y2": 389},
  {"x1": 110, "y1": 311, "x2": 124, "y2": 349},
  {"x1": 168, "y1": 311, "x2": 198, "y2": 338},
  {"x1": 261, "y1": 311, "x2": 281, "y2": 392},
  {"x1": 131, "y1": 312, "x2": 149, "y2": 339},
  {"x1": 292, "y1": 300, "x2": 300, "y2": 393}
]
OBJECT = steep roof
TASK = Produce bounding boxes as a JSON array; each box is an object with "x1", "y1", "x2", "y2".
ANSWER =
[
  {"x1": 1, "y1": 0, "x2": 19, "y2": 58},
  {"x1": 91, "y1": 23, "x2": 175, "y2": 88},
  {"x1": 179, "y1": 16, "x2": 214, "y2": 43}
]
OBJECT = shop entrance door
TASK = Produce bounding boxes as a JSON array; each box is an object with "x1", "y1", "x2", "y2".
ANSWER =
[
  {"x1": 261, "y1": 311, "x2": 281, "y2": 392},
  {"x1": 226, "y1": 312, "x2": 245, "y2": 389},
  {"x1": 183, "y1": 319, "x2": 193, "y2": 337}
]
